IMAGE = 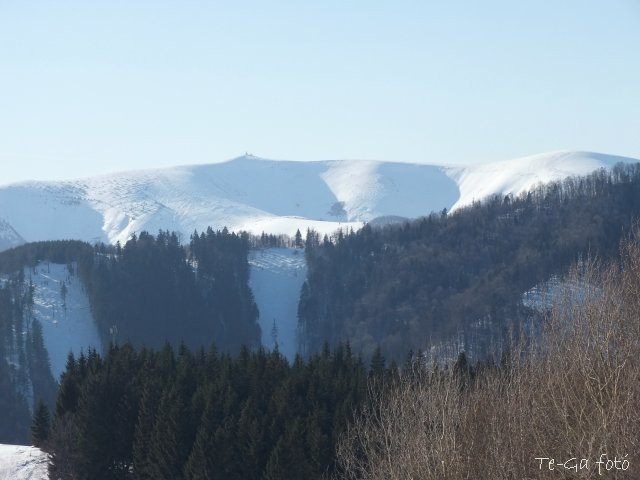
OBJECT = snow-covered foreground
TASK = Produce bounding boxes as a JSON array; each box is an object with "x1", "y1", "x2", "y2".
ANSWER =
[
  {"x1": 0, "y1": 445, "x2": 48, "y2": 480},
  {"x1": 26, "y1": 262, "x2": 101, "y2": 379},
  {"x1": 1, "y1": 150, "x2": 634, "y2": 251},
  {"x1": 249, "y1": 248, "x2": 306, "y2": 361}
]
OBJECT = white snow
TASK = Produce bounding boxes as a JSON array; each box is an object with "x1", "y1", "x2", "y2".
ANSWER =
[
  {"x1": 26, "y1": 262, "x2": 101, "y2": 379},
  {"x1": 0, "y1": 444, "x2": 48, "y2": 480},
  {"x1": 248, "y1": 248, "x2": 307, "y2": 361},
  {"x1": 0, "y1": 217, "x2": 24, "y2": 251},
  {"x1": 522, "y1": 275, "x2": 597, "y2": 312},
  {"x1": 1, "y1": 150, "x2": 633, "y2": 250},
  {"x1": 0, "y1": 150, "x2": 635, "y2": 364},
  {"x1": 448, "y1": 150, "x2": 635, "y2": 212}
]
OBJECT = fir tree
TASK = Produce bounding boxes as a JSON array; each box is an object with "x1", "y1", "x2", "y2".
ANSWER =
[{"x1": 31, "y1": 400, "x2": 51, "y2": 447}]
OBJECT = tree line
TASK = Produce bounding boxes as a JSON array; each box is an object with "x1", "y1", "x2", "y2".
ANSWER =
[
  {"x1": 38, "y1": 342, "x2": 381, "y2": 479},
  {"x1": 0, "y1": 268, "x2": 57, "y2": 444},
  {"x1": 298, "y1": 162, "x2": 640, "y2": 360},
  {"x1": 0, "y1": 228, "x2": 263, "y2": 443},
  {"x1": 84, "y1": 228, "x2": 260, "y2": 352}
]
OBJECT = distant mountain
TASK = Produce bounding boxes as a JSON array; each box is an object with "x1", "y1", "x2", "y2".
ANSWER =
[
  {"x1": 0, "y1": 151, "x2": 636, "y2": 250},
  {"x1": 447, "y1": 150, "x2": 636, "y2": 211}
]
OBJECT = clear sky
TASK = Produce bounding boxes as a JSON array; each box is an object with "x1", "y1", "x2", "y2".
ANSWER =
[{"x1": 1, "y1": 0, "x2": 639, "y2": 184}]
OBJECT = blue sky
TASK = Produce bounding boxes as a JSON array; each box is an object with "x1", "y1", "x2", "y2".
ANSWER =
[{"x1": 1, "y1": 0, "x2": 639, "y2": 184}]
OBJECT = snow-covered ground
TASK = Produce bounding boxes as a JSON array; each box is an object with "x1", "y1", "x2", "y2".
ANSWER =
[
  {"x1": 0, "y1": 150, "x2": 634, "y2": 250},
  {"x1": 248, "y1": 248, "x2": 306, "y2": 361},
  {"x1": 0, "y1": 217, "x2": 24, "y2": 251},
  {"x1": 26, "y1": 262, "x2": 101, "y2": 379},
  {"x1": 522, "y1": 275, "x2": 597, "y2": 312},
  {"x1": 0, "y1": 444, "x2": 48, "y2": 480},
  {"x1": 447, "y1": 150, "x2": 634, "y2": 211}
]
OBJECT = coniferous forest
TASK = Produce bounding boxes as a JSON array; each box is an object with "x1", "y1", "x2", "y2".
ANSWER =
[
  {"x1": 299, "y1": 163, "x2": 640, "y2": 359},
  {"x1": 0, "y1": 228, "x2": 261, "y2": 444},
  {"x1": 45, "y1": 342, "x2": 373, "y2": 479},
  {"x1": 85, "y1": 228, "x2": 260, "y2": 351},
  {"x1": 0, "y1": 269, "x2": 58, "y2": 443},
  {"x1": 0, "y1": 228, "x2": 261, "y2": 354},
  {"x1": 0, "y1": 164, "x2": 639, "y2": 478}
]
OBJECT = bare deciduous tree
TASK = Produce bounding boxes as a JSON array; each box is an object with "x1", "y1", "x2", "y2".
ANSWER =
[{"x1": 336, "y1": 228, "x2": 640, "y2": 479}]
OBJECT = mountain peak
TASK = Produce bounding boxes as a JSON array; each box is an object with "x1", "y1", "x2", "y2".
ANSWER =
[
  {"x1": 0, "y1": 151, "x2": 636, "y2": 250},
  {"x1": 449, "y1": 150, "x2": 638, "y2": 211}
]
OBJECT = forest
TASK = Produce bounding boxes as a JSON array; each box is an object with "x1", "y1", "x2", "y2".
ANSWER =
[
  {"x1": 39, "y1": 342, "x2": 380, "y2": 479},
  {"x1": 0, "y1": 228, "x2": 262, "y2": 444},
  {"x1": 37, "y1": 222, "x2": 640, "y2": 478},
  {"x1": 1, "y1": 163, "x2": 640, "y2": 478},
  {"x1": 334, "y1": 226, "x2": 640, "y2": 479},
  {"x1": 85, "y1": 228, "x2": 260, "y2": 351},
  {"x1": 0, "y1": 268, "x2": 59, "y2": 444},
  {"x1": 0, "y1": 228, "x2": 261, "y2": 353},
  {"x1": 299, "y1": 162, "x2": 640, "y2": 360}
]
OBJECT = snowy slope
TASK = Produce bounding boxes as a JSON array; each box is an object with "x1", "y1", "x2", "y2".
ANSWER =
[
  {"x1": 0, "y1": 444, "x2": 48, "y2": 480},
  {"x1": 26, "y1": 262, "x2": 101, "y2": 379},
  {"x1": 248, "y1": 248, "x2": 307, "y2": 360},
  {"x1": 447, "y1": 150, "x2": 635, "y2": 211},
  {"x1": 0, "y1": 151, "x2": 636, "y2": 250},
  {"x1": 0, "y1": 217, "x2": 25, "y2": 252}
]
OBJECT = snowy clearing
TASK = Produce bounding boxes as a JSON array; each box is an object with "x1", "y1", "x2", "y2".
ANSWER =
[
  {"x1": 249, "y1": 248, "x2": 307, "y2": 361},
  {"x1": 26, "y1": 262, "x2": 102, "y2": 379}
]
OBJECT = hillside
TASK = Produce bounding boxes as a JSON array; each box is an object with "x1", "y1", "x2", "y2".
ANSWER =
[
  {"x1": 299, "y1": 162, "x2": 640, "y2": 360},
  {"x1": 0, "y1": 151, "x2": 635, "y2": 250},
  {"x1": 25, "y1": 262, "x2": 101, "y2": 379},
  {"x1": 0, "y1": 218, "x2": 24, "y2": 252},
  {"x1": 248, "y1": 247, "x2": 307, "y2": 360}
]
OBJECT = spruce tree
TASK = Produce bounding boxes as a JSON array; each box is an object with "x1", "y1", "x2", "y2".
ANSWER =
[{"x1": 31, "y1": 400, "x2": 51, "y2": 448}]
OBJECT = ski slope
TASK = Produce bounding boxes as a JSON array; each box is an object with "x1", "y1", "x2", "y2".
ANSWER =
[
  {"x1": 26, "y1": 262, "x2": 102, "y2": 379},
  {"x1": 248, "y1": 248, "x2": 307, "y2": 360},
  {"x1": 0, "y1": 444, "x2": 48, "y2": 480},
  {"x1": 0, "y1": 150, "x2": 634, "y2": 251}
]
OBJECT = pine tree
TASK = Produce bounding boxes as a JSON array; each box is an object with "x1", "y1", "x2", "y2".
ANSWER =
[
  {"x1": 133, "y1": 379, "x2": 162, "y2": 479},
  {"x1": 263, "y1": 420, "x2": 313, "y2": 480},
  {"x1": 31, "y1": 400, "x2": 51, "y2": 448},
  {"x1": 271, "y1": 319, "x2": 279, "y2": 351},
  {"x1": 56, "y1": 353, "x2": 79, "y2": 417},
  {"x1": 147, "y1": 386, "x2": 185, "y2": 479}
]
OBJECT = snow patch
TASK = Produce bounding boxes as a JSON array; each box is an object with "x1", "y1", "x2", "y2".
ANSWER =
[
  {"x1": 0, "y1": 444, "x2": 48, "y2": 480},
  {"x1": 448, "y1": 150, "x2": 635, "y2": 211},
  {"x1": 248, "y1": 248, "x2": 307, "y2": 361},
  {"x1": 0, "y1": 217, "x2": 25, "y2": 251},
  {"x1": 26, "y1": 262, "x2": 101, "y2": 379}
]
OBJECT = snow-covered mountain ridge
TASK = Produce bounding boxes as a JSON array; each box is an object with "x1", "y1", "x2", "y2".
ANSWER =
[{"x1": 0, "y1": 150, "x2": 636, "y2": 250}]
